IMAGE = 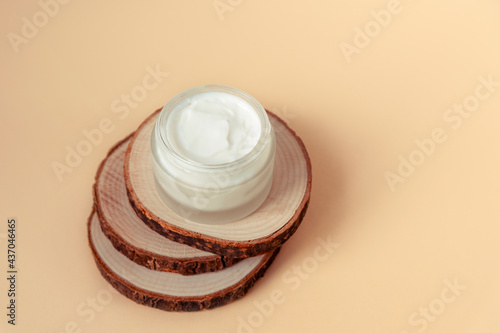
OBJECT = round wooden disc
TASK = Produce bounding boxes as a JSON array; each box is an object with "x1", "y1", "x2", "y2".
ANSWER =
[
  {"x1": 87, "y1": 210, "x2": 279, "y2": 311},
  {"x1": 93, "y1": 134, "x2": 240, "y2": 275},
  {"x1": 125, "y1": 110, "x2": 312, "y2": 258}
]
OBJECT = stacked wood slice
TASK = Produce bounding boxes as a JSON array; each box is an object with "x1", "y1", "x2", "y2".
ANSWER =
[{"x1": 87, "y1": 109, "x2": 312, "y2": 311}]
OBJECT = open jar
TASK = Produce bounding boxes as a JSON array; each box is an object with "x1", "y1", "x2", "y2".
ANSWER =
[{"x1": 151, "y1": 85, "x2": 276, "y2": 224}]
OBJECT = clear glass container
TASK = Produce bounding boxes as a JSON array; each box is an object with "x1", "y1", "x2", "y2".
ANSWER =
[{"x1": 151, "y1": 85, "x2": 276, "y2": 224}]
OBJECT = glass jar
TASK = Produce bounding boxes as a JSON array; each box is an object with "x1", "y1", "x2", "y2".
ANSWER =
[{"x1": 151, "y1": 85, "x2": 276, "y2": 224}]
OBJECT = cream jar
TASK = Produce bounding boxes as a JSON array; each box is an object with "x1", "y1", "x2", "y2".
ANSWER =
[{"x1": 151, "y1": 85, "x2": 276, "y2": 224}]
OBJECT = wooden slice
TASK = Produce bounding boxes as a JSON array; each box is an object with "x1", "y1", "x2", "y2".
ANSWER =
[
  {"x1": 125, "y1": 109, "x2": 311, "y2": 258},
  {"x1": 93, "y1": 134, "x2": 240, "y2": 275},
  {"x1": 87, "y1": 210, "x2": 279, "y2": 311}
]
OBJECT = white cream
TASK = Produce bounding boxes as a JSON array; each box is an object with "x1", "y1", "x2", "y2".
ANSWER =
[
  {"x1": 151, "y1": 86, "x2": 275, "y2": 225},
  {"x1": 166, "y1": 92, "x2": 261, "y2": 165}
]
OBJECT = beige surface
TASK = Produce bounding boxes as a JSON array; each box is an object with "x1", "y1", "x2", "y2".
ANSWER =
[{"x1": 1, "y1": 0, "x2": 500, "y2": 332}]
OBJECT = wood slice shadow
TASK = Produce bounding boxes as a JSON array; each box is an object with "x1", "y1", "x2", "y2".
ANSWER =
[
  {"x1": 88, "y1": 210, "x2": 279, "y2": 311},
  {"x1": 93, "y1": 134, "x2": 241, "y2": 275},
  {"x1": 125, "y1": 109, "x2": 312, "y2": 258}
]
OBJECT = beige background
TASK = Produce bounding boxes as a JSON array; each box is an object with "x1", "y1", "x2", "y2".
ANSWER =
[{"x1": 1, "y1": 0, "x2": 500, "y2": 332}]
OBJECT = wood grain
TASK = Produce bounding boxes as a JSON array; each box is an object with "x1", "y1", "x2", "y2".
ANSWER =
[
  {"x1": 93, "y1": 134, "x2": 240, "y2": 275},
  {"x1": 125, "y1": 109, "x2": 312, "y2": 258},
  {"x1": 88, "y1": 210, "x2": 279, "y2": 311}
]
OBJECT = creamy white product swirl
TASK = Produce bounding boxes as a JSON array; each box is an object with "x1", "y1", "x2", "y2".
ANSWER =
[{"x1": 166, "y1": 92, "x2": 261, "y2": 165}]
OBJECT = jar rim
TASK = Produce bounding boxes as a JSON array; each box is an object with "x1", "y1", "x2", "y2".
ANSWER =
[{"x1": 155, "y1": 85, "x2": 272, "y2": 170}]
